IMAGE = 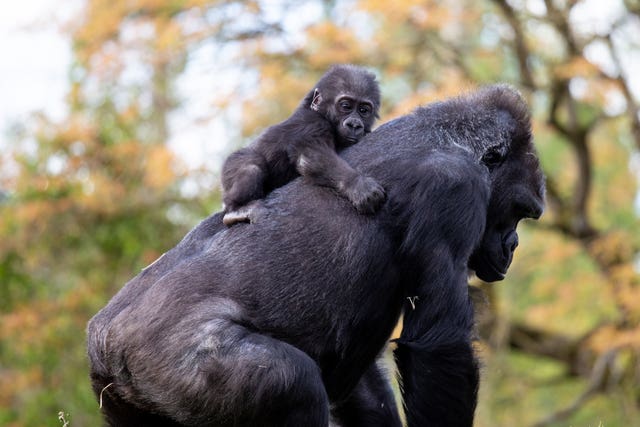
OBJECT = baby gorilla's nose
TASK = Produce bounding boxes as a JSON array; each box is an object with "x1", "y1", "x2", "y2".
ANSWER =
[{"x1": 344, "y1": 117, "x2": 364, "y2": 133}]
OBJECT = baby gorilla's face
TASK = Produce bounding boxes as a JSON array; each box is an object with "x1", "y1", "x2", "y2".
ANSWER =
[
  {"x1": 310, "y1": 65, "x2": 381, "y2": 148},
  {"x1": 333, "y1": 95, "x2": 376, "y2": 147}
]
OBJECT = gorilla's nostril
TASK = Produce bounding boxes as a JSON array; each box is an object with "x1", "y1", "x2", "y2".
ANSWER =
[{"x1": 503, "y1": 230, "x2": 519, "y2": 253}]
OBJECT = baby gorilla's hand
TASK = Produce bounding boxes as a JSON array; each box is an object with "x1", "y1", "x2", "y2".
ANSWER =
[{"x1": 344, "y1": 175, "x2": 386, "y2": 215}]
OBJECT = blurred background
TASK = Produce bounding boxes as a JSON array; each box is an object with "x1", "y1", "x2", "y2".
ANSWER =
[{"x1": 1, "y1": 0, "x2": 639, "y2": 426}]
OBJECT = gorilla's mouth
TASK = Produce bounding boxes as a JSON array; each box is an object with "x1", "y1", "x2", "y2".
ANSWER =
[
  {"x1": 469, "y1": 252, "x2": 507, "y2": 282},
  {"x1": 484, "y1": 258, "x2": 507, "y2": 281}
]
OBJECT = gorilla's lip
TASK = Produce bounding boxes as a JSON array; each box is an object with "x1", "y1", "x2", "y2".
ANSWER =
[
  {"x1": 486, "y1": 263, "x2": 506, "y2": 280},
  {"x1": 474, "y1": 253, "x2": 507, "y2": 281}
]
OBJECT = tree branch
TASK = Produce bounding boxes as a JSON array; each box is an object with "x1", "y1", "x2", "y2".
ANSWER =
[
  {"x1": 604, "y1": 33, "x2": 640, "y2": 150},
  {"x1": 530, "y1": 350, "x2": 617, "y2": 427},
  {"x1": 491, "y1": 0, "x2": 536, "y2": 89},
  {"x1": 547, "y1": 80, "x2": 596, "y2": 238}
]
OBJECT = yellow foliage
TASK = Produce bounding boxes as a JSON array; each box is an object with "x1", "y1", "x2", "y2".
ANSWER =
[
  {"x1": 239, "y1": 62, "x2": 318, "y2": 137},
  {"x1": 111, "y1": 140, "x2": 144, "y2": 161},
  {"x1": 525, "y1": 303, "x2": 560, "y2": 325},
  {"x1": 73, "y1": 0, "x2": 127, "y2": 62},
  {"x1": 617, "y1": 283, "x2": 640, "y2": 320},
  {"x1": 305, "y1": 23, "x2": 368, "y2": 67},
  {"x1": 357, "y1": 0, "x2": 411, "y2": 20},
  {"x1": 581, "y1": 79, "x2": 624, "y2": 107},
  {"x1": 588, "y1": 231, "x2": 635, "y2": 268},
  {"x1": 554, "y1": 56, "x2": 600, "y2": 80},
  {"x1": 0, "y1": 368, "x2": 43, "y2": 407},
  {"x1": 587, "y1": 324, "x2": 640, "y2": 353},
  {"x1": 0, "y1": 305, "x2": 42, "y2": 345},
  {"x1": 590, "y1": 121, "x2": 638, "y2": 227},
  {"x1": 144, "y1": 145, "x2": 178, "y2": 189},
  {"x1": 385, "y1": 69, "x2": 475, "y2": 120},
  {"x1": 1, "y1": 287, "x2": 94, "y2": 346},
  {"x1": 384, "y1": 51, "x2": 418, "y2": 76},
  {"x1": 155, "y1": 19, "x2": 184, "y2": 53},
  {"x1": 358, "y1": 0, "x2": 453, "y2": 29},
  {"x1": 412, "y1": 5, "x2": 451, "y2": 30},
  {"x1": 56, "y1": 114, "x2": 98, "y2": 146},
  {"x1": 78, "y1": 171, "x2": 127, "y2": 215}
]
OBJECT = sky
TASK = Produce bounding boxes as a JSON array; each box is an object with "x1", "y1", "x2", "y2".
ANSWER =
[
  {"x1": 1, "y1": 0, "x2": 638, "y2": 168},
  {"x1": 0, "y1": 1, "x2": 78, "y2": 130},
  {"x1": 0, "y1": 0, "x2": 231, "y2": 174}
]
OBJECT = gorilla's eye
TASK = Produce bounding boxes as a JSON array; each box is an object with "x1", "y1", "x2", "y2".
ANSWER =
[
  {"x1": 481, "y1": 150, "x2": 504, "y2": 170},
  {"x1": 358, "y1": 104, "x2": 372, "y2": 116},
  {"x1": 339, "y1": 100, "x2": 353, "y2": 112}
]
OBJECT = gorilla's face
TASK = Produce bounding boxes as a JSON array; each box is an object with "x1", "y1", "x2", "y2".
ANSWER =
[{"x1": 468, "y1": 139, "x2": 545, "y2": 282}]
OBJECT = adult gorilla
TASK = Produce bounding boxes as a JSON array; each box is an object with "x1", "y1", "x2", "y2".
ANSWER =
[{"x1": 88, "y1": 85, "x2": 545, "y2": 427}]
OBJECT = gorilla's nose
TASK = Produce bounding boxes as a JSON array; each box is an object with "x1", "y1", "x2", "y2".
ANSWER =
[{"x1": 503, "y1": 230, "x2": 519, "y2": 253}]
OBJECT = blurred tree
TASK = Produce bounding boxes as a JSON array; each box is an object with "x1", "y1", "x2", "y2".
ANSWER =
[
  {"x1": 0, "y1": 1, "x2": 213, "y2": 425},
  {"x1": 1, "y1": 0, "x2": 638, "y2": 426}
]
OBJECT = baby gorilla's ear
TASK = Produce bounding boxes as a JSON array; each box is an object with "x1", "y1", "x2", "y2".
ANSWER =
[{"x1": 310, "y1": 88, "x2": 322, "y2": 111}]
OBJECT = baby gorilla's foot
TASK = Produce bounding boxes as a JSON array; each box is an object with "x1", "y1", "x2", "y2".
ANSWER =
[
  {"x1": 223, "y1": 201, "x2": 266, "y2": 226},
  {"x1": 222, "y1": 209, "x2": 250, "y2": 226}
]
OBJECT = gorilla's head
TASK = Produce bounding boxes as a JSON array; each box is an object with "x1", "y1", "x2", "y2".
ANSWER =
[
  {"x1": 306, "y1": 64, "x2": 381, "y2": 147},
  {"x1": 464, "y1": 85, "x2": 546, "y2": 281}
]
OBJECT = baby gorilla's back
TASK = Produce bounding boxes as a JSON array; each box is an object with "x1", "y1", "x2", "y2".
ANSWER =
[{"x1": 220, "y1": 64, "x2": 384, "y2": 226}]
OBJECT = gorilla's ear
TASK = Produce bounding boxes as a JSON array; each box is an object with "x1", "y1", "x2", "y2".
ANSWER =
[{"x1": 310, "y1": 88, "x2": 322, "y2": 112}]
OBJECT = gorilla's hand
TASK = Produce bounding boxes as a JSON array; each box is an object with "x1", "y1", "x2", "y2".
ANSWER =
[{"x1": 343, "y1": 175, "x2": 386, "y2": 214}]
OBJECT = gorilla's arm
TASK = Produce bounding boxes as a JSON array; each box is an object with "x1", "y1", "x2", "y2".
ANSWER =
[{"x1": 389, "y1": 153, "x2": 490, "y2": 427}]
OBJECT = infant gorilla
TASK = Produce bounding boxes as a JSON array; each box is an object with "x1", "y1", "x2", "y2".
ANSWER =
[{"x1": 221, "y1": 64, "x2": 385, "y2": 225}]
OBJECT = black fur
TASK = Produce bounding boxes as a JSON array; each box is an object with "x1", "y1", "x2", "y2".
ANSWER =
[
  {"x1": 87, "y1": 85, "x2": 545, "y2": 427},
  {"x1": 221, "y1": 64, "x2": 384, "y2": 225}
]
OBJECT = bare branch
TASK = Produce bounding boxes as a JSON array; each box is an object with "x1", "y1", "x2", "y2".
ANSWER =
[
  {"x1": 543, "y1": 0, "x2": 579, "y2": 54},
  {"x1": 491, "y1": 0, "x2": 536, "y2": 89},
  {"x1": 547, "y1": 80, "x2": 596, "y2": 238},
  {"x1": 624, "y1": 0, "x2": 640, "y2": 16},
  {"x1": 542, "y1": 174, "x2": 565, "y2": 214},
  {"x1": 604, "y1": 34, "x2": 640, "y2": 150},
  {"x1": 530, "y1": 351, "x2": 617, "y2": 427}
]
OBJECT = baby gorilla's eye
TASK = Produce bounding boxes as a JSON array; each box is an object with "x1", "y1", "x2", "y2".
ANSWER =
[
  {"x1": 339, "y1": 100, "x2": 353, "y2": 112},
  {"x1": 358, "y1": 104, "x2": 372, "y2": 116}
]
